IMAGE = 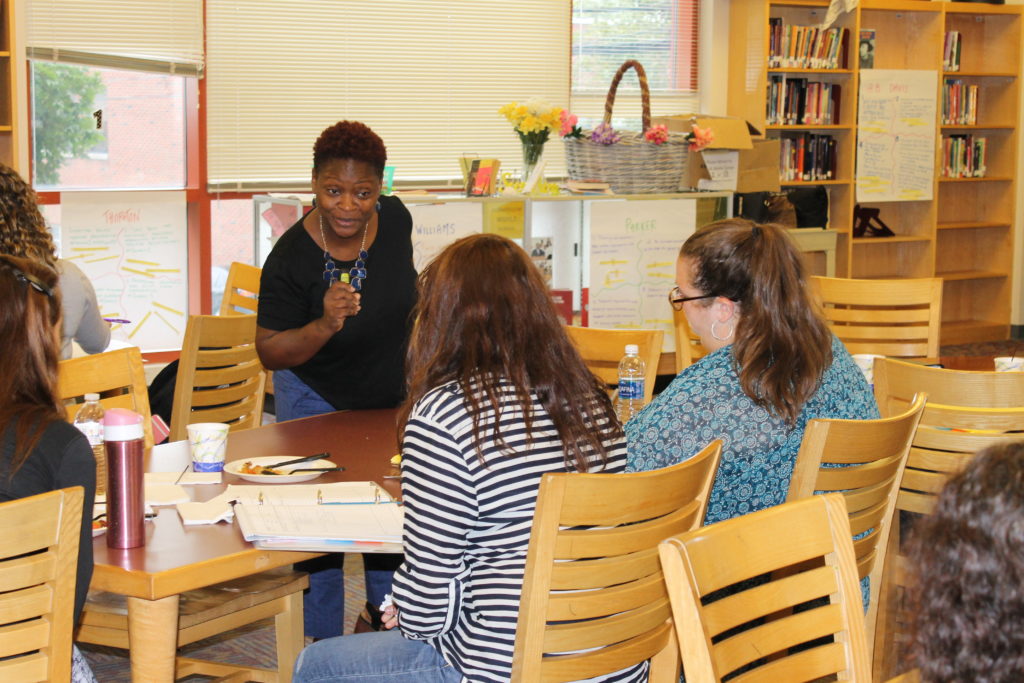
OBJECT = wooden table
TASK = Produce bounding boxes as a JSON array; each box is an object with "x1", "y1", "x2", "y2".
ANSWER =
[{"x1": 90, "y1": 408, "x2": 401, "y2": 681}]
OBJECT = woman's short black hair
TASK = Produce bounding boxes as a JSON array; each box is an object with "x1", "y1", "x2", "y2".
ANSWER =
[{"x1": 312, "y1": 121, "x2": 387, "y2": 177}]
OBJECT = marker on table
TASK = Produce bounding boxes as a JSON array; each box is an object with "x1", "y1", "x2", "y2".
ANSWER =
[{"x1": 104, "y1": 318, "x2": 132, "y2": 324}]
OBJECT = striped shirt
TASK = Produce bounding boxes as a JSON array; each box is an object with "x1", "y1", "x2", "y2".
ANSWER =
[{"x1": 391, "y1": 379, "x2": 645, "y2": 683}]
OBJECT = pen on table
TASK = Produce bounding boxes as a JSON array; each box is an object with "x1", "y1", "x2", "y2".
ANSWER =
[
  {"x1": 103, "y1": 317, "x2": 132, "y2": 324},
  {"x1": 172, "y1": 462, "x2": 191, "y2": 485}
]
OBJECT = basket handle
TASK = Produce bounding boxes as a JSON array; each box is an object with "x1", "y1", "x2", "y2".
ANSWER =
[{"x1": 603, "y1": 59, "x2": 652, "y2": 131}]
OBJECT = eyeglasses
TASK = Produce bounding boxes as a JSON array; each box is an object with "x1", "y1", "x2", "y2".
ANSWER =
[
  {"x1": 668, "y1": 285, "x2": 715, "y2": 311},
  {"x1": 12, "y1": 267, "x2": 55, "y2": 298}
]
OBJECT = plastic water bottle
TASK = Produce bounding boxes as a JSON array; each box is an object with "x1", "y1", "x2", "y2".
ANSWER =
[
  {"x1": 103, "y1": 408, "x2": 146, "y2": 549},
  {"x1": 73, "y1": 393, "x2": 106, "y2": 495},
  {"x1": 616, "y1": 344, "x2": 646, "y2": 423}
]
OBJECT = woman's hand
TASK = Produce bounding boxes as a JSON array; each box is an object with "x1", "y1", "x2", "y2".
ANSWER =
[
  {"x1": 382, "y1": 600, "x2": 399, "y2": 630},
  {"x1": 318, "y1": 281, "x2": 361, "y2": 333}
]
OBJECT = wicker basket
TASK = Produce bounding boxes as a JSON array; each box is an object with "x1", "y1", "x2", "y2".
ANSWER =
[{"x1": 564, "y1": 60, "x2": 690, "y2": 194}]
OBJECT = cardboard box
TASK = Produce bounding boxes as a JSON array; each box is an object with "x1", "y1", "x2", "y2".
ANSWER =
[{"x1": 651, "y1": 114, "x2": 781, "y2": 193}]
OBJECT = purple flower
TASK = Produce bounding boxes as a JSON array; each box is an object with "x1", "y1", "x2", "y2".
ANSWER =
[{"x1": 590, "y1": 123, "x2": 621, "y2": 145}]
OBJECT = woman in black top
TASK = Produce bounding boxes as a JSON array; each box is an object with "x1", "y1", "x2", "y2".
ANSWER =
[
  {"x1": 256, "y1": 120, "x2": 416, "y2": 639},
  {"x1": 0, "y1": 254, "x2": 97, "y2": 677}
]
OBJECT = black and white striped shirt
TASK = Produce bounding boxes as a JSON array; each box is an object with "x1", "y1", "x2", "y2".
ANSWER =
[{"x1": 391, "y1": 379, "x2": 645, "y2": 683}]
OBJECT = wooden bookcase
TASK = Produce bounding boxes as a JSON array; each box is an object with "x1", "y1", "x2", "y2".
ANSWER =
[
  {"x1": 728, "y1": 0, "x2": 1021, "y2": 344},
  {"x1": 0, "y1": 0, "x2": 14, "y2": 169}
]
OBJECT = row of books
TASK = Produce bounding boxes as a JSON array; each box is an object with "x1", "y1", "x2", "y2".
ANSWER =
[
  {"x1": 941, "y1": 134, "x2": 987, "y2": 179},
  {"x1": 942, "y1": 79, "x2": 979, "y2": 125},
  {"x1": 767, "y1": 77, "x2": 841, "y2": 126},
  {"x1": 943, "y1": 30, "x2": 963, "y2": 72},
  {"x1": 768, "y1": 20, "x2": 849, "y2": 70},
  {"x1": 778, "y1": 133, "x2": 837, "y2": 182}
]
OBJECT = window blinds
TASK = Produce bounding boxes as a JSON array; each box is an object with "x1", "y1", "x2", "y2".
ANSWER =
[
  {"x1": 25, "y1": 0, "x2": 204, "y2": 76},
  {"x1": 206, "y1": 1, "x2": 571, "y2": 191}
]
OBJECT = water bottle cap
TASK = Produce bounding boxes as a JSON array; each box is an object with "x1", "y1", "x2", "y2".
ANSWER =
[
  {"x1": 103, "y1": 408, "x2": 144, "y2": 441},
  {"x1": 625, "y1": 344, "x2": 639, "y2": 355},
  {"x1": 85, "y1": 393, "x2": 100, "y2": 402}
]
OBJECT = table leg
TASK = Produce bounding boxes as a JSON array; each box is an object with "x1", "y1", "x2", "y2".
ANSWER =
[{"x1": 127, "y1": 594, "x2": 179, "y2": 682}]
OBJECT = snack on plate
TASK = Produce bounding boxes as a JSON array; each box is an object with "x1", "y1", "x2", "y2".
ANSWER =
[
  {"x1": 390, "y1": 453, "x2": 402, "y2": 466},
  {"x1": 92, "y1": 518, "x2": 107, "y2": 531},
  {"x1": 238, "y1": 461, "x2": 284, "y2": 476}
]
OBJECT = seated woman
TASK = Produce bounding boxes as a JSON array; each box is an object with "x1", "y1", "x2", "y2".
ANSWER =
[
  {"x1": 0, "y1": 163, "x2": 110, "y2": 359},
  {"x1": 907, "y1": 442, "x2": 1024, "y2": 681},
  {"x1": 293, "y1": 234, "x2": 637, "y2": 682},
  {"x1": 0, "y1": 255, "x2": 97, "y2": 679},
  {"x1": 627, "y1": 218, "x2": 878, "y2": 523}
]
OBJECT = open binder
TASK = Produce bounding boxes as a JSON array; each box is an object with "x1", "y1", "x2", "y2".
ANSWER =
[{"x1": 233, "y1": 482, "x2": 404, "y2": 553}]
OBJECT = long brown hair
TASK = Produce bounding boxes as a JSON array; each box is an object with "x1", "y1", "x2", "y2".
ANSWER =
[
  {"x1": 681, "y1": 218, "x2": 831, "y2": 424},
  {"x1": 0, "y1": 255, "x2": 65, "y2": 476},
  {"x1": 399, "y1": 234, "x2": 620, "y2": 472}
]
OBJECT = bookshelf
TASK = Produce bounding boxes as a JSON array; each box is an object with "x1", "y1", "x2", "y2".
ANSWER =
[
  {"x1": 0, "y1": 0, "x2": 14, "y2": 169},
  {"x1": 727, "y1": 0, "x2": 1021, "y2": 345}
]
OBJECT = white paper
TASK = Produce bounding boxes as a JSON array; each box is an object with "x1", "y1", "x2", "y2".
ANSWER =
[
  {"x1": 144, "y1": 484, "x2": 191, "y2": 506},
  {"x1": 145, "y1": 470, "x2": 221, "y2": 485},
  {"x1": 235, "y1": 503, "x2": 404, "y2": 543},
  {"x1": 856, "y1": 70, "x2": 938, "y2": 202},
  {"x1": 406, "y1": 202, "x2": 483, "y2": 272},
  {"x1": 177, "y1": 492, "x2": 236, "y2": 525},
  {"x1": 696, "y1": 150, "x2": 740, "y2": 191},
  {"x1": 146, "y1": 439, "x2": 191, "y2": 473}
]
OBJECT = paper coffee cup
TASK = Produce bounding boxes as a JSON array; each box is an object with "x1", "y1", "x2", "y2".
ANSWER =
[
  {"x1": 852, "y1": 354, "x2": 884, "y2": 385},
  {"x1": 186, "y1": 422, "x2": 230, "y2": 472},
  {"x1": 994, "y1": 356, "x2": 1024, "y2": 372}
]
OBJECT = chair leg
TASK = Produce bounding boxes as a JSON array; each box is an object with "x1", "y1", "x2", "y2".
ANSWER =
[{"x1": 274, "y1": 591, "x2": 305, "y2": 683}]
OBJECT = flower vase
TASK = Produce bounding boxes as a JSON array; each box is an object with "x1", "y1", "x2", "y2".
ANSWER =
[{"x1": 521, "y1": 140, "x2": 545, "y2": 184}]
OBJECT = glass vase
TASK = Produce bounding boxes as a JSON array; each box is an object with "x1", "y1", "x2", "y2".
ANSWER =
[{"x1": 521, "y1": 140, "x2": 545, "y2": 183}]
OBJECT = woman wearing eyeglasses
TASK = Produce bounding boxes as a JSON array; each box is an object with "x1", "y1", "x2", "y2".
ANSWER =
[
  {"x1": 627, "y1": 218, "x2": 878, "y2": 525},
  {"x1": 0, "y1": 254, "x2": 98, "y2": 680}
]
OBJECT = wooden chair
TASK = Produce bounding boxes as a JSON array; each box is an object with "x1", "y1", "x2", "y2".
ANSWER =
[
  {"x1": 169, "y1": 314, "x2": 266, "y2": 442},
  {"x1": 565, "y1": 326, "x2": 664, "y2": 404},
  {"x1": 672, "y1": 308, "x2": 706, "y2": 374},
  {"x1": 0, "y1": 487, "x2": 83, "y2": 683},
  {"x1": 220, "y1": 261, "x2": 261, "y2": 316},
  {"x1": 787, "y1": 393, "x2": 926, "y2": 656},
  {"x1": 511, "y1": 439, "x2": 723, "y2": 682},
  {"x1": 871, "y1": 358, "x2": 1024, "y2": 681},
  {"x1": 659, "y1": 493, "x2": 871, "y2": 682},
  {"x1": 58, "y1": 346, "x2": 154, "y2": 454},
  {"x1": 810, "y1": 276, "x2": 942, "y2": 358}
]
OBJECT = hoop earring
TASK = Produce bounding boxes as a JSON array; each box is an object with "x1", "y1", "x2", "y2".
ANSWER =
[{"x1": 710, "y1": 320, "x2": 734, "y2": 342}]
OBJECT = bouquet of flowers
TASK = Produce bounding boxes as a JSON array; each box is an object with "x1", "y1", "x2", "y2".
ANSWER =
[{"x1": 499, "y1": 99, "x2": 563, "y2": 179}]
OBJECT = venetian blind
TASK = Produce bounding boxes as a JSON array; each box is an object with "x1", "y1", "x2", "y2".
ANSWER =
[
  {"x1": 206, "y1": 1, "x2": 571, "y2": 191},
  {"x1": 25, "y1": 0, "x2": 204, "y2": 76},
  {"x1": 570, "y1": 0, "x2": 700, "y2": 131}
]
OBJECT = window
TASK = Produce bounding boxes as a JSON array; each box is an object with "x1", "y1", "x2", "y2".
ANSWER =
[{"x1": 571, "y1": 0, "x2": 701, "y2": 130}]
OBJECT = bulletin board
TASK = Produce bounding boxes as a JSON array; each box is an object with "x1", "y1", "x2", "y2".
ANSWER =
[
  {"x1": 856, "y1": 69, "x2": 938, "y2": 202},
  {"x1": 61, "y1": 191, "x2": 189, "y2": 352},
  {"x1": 588, "y1": 198, "x2": 699, "y2": 353}
]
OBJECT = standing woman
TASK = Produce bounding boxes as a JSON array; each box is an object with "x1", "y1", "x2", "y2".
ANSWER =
[
  {"x1": 0, "y1": 163, "x2": 110, "y2": 359},
  {"x1": 293, "y1": 234, "x2": 637, "y2": 682},
  {"x1": 627, "y1": 219, "x2": 878, "y2": 524},
  {"x1": 256, "y1": 121, "x2": 416, "y2": 639},
  {"x1": 0, "y1": 255, "x2": 97, "y2": 680}
]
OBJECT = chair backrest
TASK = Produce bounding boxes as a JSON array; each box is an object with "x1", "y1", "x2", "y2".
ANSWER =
[
  {"x1": 659, "y1": 493, "x2": 871, "y2": 683},
  {"x1": 788, "y1": 393, "x2": 926, "y2": 649},
  {"x1": 565, "y1": 326, "x2": 664, "y2": 404},
  {"x1": 511, "y1": 440, "x2": 722, "y2": 683},
  {"x1": 871, "y1": 358, "x2": 1024, "y2": 681},
  {"x1": 672, "y1": 308, "x2": 707, "y2": 374},
  {"x1": 58, "y1": 346, "x2": 154, "y2": 452},
  {"x1": 0, "y1": 487, "x2": 83, "y2": 683},
  {"x1": 220, "y1": 261, "x2": 261, "y2": 316},
  {"x1": 810, "y1": 276, "x2": 942, "y2": 358},
  {"x1": 170, "y1": 314, "x2": 266, "y2": 442}
]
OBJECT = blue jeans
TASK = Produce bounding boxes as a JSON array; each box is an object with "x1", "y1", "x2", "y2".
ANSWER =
[
  {"x1": 293, "y1": 631, "x2": 462, "y2": 683},
  {"x1": 274, "y1": 369, "x2": 403, "y2": 638}
]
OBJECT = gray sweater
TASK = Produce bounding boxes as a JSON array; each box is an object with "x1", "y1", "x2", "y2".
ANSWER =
[{"x1": 58, "y1": 259, "x2": 110, "y2": 359}]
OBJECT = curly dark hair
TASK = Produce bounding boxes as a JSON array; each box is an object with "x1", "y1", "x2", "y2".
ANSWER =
[
  {"x1": 0, "y1": 163, "x2": 57, "y2": 269},
  {"x1": 312, "y1": 121, "x2": 387, "y2": 177},
  {"x1": 907, "y1": 441, "x2": 1024, "y2": 682}
]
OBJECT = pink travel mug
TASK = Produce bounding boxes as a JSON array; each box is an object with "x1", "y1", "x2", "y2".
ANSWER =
[{"x1": 103, "y1": 408, "x2": 146, "y2": 549}]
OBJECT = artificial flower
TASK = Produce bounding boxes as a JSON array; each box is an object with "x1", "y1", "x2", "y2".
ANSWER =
[
  {"x1": 590, "y1": 122, "x2": 621, "y2": 145},
  {"x1": 687, "y1": 124, "x2": 715, "y2": 151},
  {"x1": 559, "y1": 110, "x2": 583, "y2": 138},
  {"x1": 643, "y1": 124, "x2": 669, "y2": 145}
]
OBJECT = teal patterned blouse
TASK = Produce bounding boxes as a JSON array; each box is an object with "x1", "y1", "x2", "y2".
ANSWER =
[{"x1": 626, "y1": 335, "x2": 879, "y2": 525}]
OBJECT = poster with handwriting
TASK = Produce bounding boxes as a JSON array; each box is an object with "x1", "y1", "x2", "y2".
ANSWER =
[
  {"x1": 856, "y1": 69, "x2": 937, "y2": 202},
  {"x1": 407, "y1": 201, "x2": 483, "y2": 272},
  {"x1": 589, "y1": 199, "x2": 698, "y2": 352},
  {"x1": 61, "y1": 191, "x2": 188, "y2": 352}
]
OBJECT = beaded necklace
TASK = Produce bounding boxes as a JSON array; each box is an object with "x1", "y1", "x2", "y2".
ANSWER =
[{"x1": 320, "y1": 212, "x2": 370, "y2": 292}]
